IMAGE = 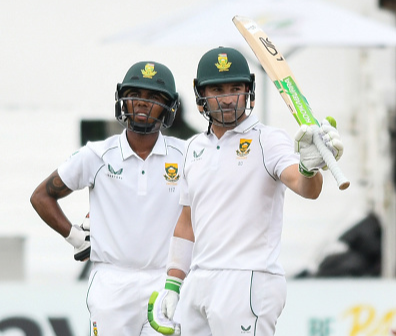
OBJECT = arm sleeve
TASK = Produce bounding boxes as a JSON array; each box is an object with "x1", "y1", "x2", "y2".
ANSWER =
[
  {"x1": 58, "y1": 146, "x2": 102, "y2": 191},
  {"x1": 166, "y1": 237, "x2": 194, "y2": 275},
  {"x1": 262, "y1": 128, "x2": 299, "y2": 179}
]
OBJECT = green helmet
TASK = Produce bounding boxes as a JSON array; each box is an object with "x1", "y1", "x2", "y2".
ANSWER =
[
  {"x1": 195, "y1": 47, "x2": 254, "y2": 87},
  {"x1": 115, "y1": 61, "x2": 179, "y2": 134},
  {"x1": 193, "y1": 47, "x2": 255, "y2": 126},
  {"x1": 117, "y1": 61, "x2": 178, "y2": 101}
]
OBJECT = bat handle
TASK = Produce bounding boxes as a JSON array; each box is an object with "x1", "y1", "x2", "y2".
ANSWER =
[{"x1": 312, "y1": 126, "x2": 350, "y2": 190}]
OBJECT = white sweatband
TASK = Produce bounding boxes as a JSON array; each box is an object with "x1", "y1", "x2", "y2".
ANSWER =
[
  {"x1": 166, "y1": 236, "x2": 194, "y2": 275},
  {"x1": 65, "y1": 225, "x2": 85, "y2": 248}
]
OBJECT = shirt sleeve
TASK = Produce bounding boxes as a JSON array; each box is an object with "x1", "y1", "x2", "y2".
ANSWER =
[
  {"x1": 179, "y1": 173, "x2": 190, "y2": 206},
  {"x1": 58, "y1": 146, "x2": 103, "y2": 191},
  {"x1": 262, "y1": 128, "x2": 299, "y2": 179}
]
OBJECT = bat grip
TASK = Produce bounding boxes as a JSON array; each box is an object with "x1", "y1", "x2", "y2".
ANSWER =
[{"x1": 312, "y1": 126, "x2": 350, "y2": 190}]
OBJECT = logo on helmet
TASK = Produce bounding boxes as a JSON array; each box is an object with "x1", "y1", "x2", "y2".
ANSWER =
[
  {"x1": 215, "y1": 53, "x2": 232, "y2": 72},
  {"x1": 141, "y1": 63, "x2": 157, "y2": 78}
]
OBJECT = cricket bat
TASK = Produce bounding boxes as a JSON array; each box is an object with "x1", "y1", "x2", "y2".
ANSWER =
[{"x1": 232, "y1": 15, "x2": 350, "y2": 190}]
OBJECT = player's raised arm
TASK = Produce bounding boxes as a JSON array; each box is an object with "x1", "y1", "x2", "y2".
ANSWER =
[
  {"x1": 280, "y1": 164, "x2": 323, "y2": 199},
  {"x1": 281, "y1": 116, "x2": 344, "y2": 198},
  {"x1": 233, "y1": 15, "x2": 349, "y2": 190}
]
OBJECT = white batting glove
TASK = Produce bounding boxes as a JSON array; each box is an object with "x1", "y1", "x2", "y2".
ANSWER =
[
  {"x1": 148, "y1": 276, "x2": 182, "y2": 335},
  {"x1": 65, "y1": 213, "x2": 91, "y2": 261},
  {"x1": 318, "y1": 119, "x2": 344, "y2": 161},
  {"x1": 294, "y1": 117, "x2": 344, "y2": 178}
]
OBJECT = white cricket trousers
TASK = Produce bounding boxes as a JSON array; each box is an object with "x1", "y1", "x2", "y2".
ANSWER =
[
  {"x1": 86, "y1": 263, "x2": 166, "y2": 336},
  {"x1": 179, "y1": 269, "x2": 287, "y2": 336}
]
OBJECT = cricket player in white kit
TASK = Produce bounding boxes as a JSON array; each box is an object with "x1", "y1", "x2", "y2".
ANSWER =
[
  {"x1": 148, "y1": 47, "x2": 345, "y2": 336},
  {"x1": 31, "y1": 61, "x2": 186, "y2": 336}
]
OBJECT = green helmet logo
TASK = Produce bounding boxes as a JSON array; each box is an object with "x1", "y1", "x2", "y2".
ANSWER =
[
  {"x1": 215, "y1": 53, "x2": 232, "y2": 72},
  {"x1": 141, "y1": 63, "x2": 157, "y2": 78}
]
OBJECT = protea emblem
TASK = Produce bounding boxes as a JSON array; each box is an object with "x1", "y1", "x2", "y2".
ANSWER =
[
  {"x1": 141, "y1": 63, "x2": 157, "y2": 78},
  {"x1": 215, "y1": 53, "x2": 232, "y2": 72},
  {"x1": 236, "y1": 139, "x2": 252, "y2": 157},
  {"x1": 164, "y1": 163, "x2": 180, "y2": 182}
]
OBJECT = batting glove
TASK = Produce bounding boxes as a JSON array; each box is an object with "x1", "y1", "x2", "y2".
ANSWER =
[
  {"x1": 295, "y1": 117, "x2": 344, "y2": 178},
  {"x1": 148, "y1": 276, "x2": 182, "y2": 336},
  {"x1": 65, "y1": 213, "x2": 91, "y2": 261}
]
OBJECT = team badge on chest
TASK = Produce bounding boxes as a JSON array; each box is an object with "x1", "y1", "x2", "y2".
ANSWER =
[
  {"x1": 164, "y1": 163, "x2": 180, "y2": 183},
  {"x1": 236, "y1": 139, "x2": 252, "y2": 158}
]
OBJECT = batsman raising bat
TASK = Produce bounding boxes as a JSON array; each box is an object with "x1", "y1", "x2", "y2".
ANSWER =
[
  {"x1": 148, "y1": 45, "x2": 345, "y2": 336},
  {"x1": 232, "y1": 15, "x2": 349, "y2": 190}
]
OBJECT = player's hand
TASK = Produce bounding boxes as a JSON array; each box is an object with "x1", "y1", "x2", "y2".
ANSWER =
[
  {"x1": 65, "y1": 213, "x2": 91, "y2": 261},
  {"x1": 148, "y1": 276, "x2": 182, "y2": 335},
  {"x1": 318, "y1": 117, "x2": 344, "y2": 162},
  {"x1": 295, "y1": 117, "x2": 344, "y2": 178}
]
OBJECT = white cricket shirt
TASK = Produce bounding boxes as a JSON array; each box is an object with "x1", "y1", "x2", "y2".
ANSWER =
[
  {"x1": 58, "y1": 130, "x2": 185, "y2": 270},
  {"x1": 181, "y1": 114, "x2": 299, "y2": 275}
]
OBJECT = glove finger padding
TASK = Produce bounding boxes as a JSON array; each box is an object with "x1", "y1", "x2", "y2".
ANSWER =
[
  {"x1": 148, "y1": 290, "x2": 181, "y2": 336},
  {"x1": 319, "y1": 124, "x2": 344, "y2": 161},
  {"x1": 75, "y1": 213, "x2": 91, "y2": 261},
  {"x1": 81, "y1": 213, "x2": 90, "y2": 230},
  {"x1": 73, "y1": 231, "x2": 90, "y2": 261},
  {"x1": 294, "y1": 124, "x2": 324, "y2": 177},
  {"x1": 66, "y1": 213, "x2": 91, "y2": 262},
  {"x1": 295, "y1": 117, "x2": 344, "y2": 177},
  {"x1": 161, "y1": 290, "x2": 179, "y2": 320},
  {"x1": 294, "y1": 124, "x2": 313, "y2": 153}
]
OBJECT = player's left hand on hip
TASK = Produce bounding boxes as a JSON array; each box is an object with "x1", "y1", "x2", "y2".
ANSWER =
[
  {"x1": 295, "y1": 117, "x2": 343, "y2": 178},
  {"x1": 65, "y1": 213, "x2": 91, "y2": 262},
  {"x1": 148, "y1": 277, "x2": 182, "y2": 335}
]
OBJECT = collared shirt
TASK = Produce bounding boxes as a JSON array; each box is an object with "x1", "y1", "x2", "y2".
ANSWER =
[
  {"x1": 181, "y1": 115, "x2": 299, "y2": 275},
  {"x1": 58, "y1": 130, "x2": 185, "y2": 269}
]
